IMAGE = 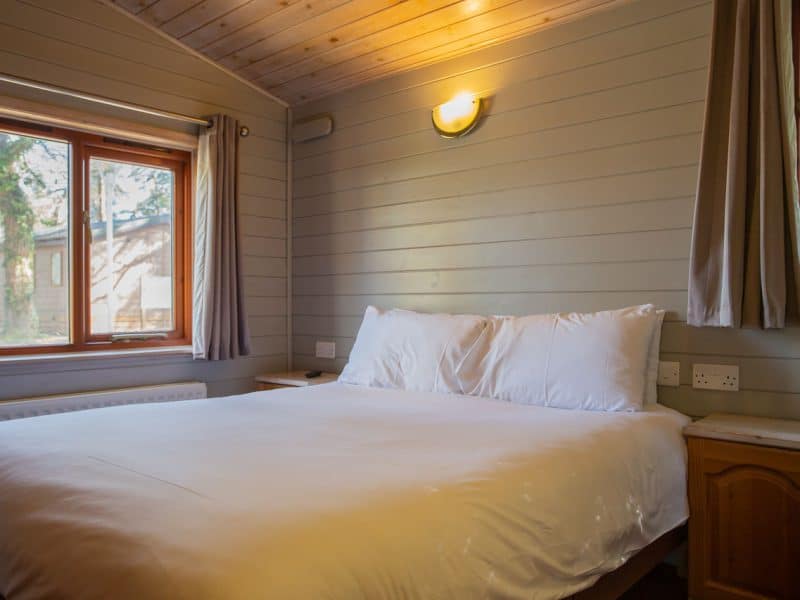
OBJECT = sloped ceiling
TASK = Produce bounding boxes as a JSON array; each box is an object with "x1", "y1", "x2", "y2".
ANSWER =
[{"x1": 109, "y1": 0, "x2": 628, "y2": 104}]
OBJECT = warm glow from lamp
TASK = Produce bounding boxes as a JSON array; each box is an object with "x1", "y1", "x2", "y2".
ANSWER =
[{"x1": 431, "y1": 92, "x2": 483, "y2": 138}]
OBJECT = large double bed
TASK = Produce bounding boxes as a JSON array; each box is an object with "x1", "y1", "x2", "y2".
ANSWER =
[{"x1": 0, "y1": 382, "x2": 689, "y2": 599}]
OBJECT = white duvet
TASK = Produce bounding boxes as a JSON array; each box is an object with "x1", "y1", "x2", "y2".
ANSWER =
[{"x1": 0, "y1": 383, "x2": 689, "y2": 600}]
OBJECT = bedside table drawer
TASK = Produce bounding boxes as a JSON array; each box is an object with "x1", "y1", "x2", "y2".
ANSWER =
[{"x1": 688, "y1": 438, "x2": 800, "y2": 599}]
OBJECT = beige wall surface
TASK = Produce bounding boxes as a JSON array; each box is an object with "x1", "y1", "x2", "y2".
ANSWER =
[
  {"x1": 292, "y1": 0, "x2": 800, "y2": 419},
  {"x1": 0, "y1": 0, "x2": 287, "y2": 399}
]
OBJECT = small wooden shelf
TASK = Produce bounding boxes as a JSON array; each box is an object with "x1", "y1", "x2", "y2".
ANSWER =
[{"x1": 254, "y1": 371, "x2": 338, "y2": 391}]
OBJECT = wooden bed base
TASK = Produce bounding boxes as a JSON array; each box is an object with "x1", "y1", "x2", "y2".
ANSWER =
[
  {"x1": 569, "y1": 525, "x2": 687, "y2": 599},
  {"x1": 0, "y1": 526, "x2": 685, "y2": 600}
]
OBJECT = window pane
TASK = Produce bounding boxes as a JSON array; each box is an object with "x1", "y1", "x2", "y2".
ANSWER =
[
  {"x1": 0, "y1": 131, "x2": 70, "y2": 347},
  {"x1": 88, "y1": 158, "x2": 174, "y2": 335}
]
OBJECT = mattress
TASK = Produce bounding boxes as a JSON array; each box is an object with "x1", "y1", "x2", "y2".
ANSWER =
[{"x1": 0, "y1": 383, "x2": 689, "y2": 599}]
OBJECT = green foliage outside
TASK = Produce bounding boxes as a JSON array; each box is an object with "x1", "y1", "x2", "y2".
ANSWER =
[{"x1": 0, "y1": 133, "x2": 39, "y2": 340}]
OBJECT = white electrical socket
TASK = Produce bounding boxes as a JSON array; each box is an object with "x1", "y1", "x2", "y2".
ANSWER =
[
  {"x1": 315, "y1": 341, "x2": 336, "y2": 359},
  {"x1": 692, "y1": 363, "x2": 739, "y2": 392},
  {"x1": 657, "y1": 361, "x2": 680, "y2": 386}
]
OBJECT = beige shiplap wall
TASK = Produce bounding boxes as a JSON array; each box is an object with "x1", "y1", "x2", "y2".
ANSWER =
[
  {"x1": 0, "y1": 0, "x2": 287, "y2": 399},
  {"x1": 292, "y1": 0, "x2": 800, "y2": 419}
]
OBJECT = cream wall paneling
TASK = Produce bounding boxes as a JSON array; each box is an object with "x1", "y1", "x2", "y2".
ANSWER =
[
  {"x1": 0, "y1": 0, "x2": 288, "y2": 400},
  {"x1": 291, "y1": 0, "x2": 800, "y2": 420}
]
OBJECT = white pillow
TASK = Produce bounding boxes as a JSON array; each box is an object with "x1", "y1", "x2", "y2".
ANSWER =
[
  {"x1": 339, "y1": 306, "x2": 488, "y2": 393},
  {"x1": 458, "y1": 305, "x2": 660, "y2": 412},
  {"x1": 644, "y1": 309, "x2": 666, "y2": 404}
]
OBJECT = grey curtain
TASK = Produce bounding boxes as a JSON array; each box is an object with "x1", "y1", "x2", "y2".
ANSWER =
[
  {"x1": 688, "y1": 0, "x2": 800, "y2": 328},
  {"x1": 193, "y1": 114, "x2": 251, "y2": 360}
]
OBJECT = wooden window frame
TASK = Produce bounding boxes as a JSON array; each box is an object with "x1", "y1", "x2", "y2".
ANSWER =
[{"x1": 0, "y1": 117, "x2": 192, "y2": 356}]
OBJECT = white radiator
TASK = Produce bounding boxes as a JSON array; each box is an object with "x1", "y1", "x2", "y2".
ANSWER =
[{"x1": 0, "y1": 382, "x2": 207, "y2": 421}]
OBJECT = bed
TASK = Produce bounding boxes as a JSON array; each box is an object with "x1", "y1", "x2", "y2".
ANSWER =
[{"x1": 0, "y1": 382, "x2": 689, "y2": 600}]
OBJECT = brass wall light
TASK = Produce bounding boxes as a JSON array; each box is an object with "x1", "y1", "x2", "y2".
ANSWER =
[{"x1": 431, "y1": 92, "x2": 483, "y2": 138}]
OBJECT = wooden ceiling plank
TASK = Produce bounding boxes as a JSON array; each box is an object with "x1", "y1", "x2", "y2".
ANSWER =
[
  {"x1": 284, "y1": 0, "x2": 628, "y2": 101},
  {"x1": 238, "y1": 0, "x2": 465, "y2": 82},
  {"x1": 198, "y1": 0, "x2": 351, "y2": 60},
  {"x1": 162, "y1": 0, "x2": 287, "y2": 39},
  {"x1": 271, "y1": 0, "x2": 557, "y2": 96},
  {"x1": 176, "y1": 0, "x2": 305, "y2": 48},
  {"x1": 109, "y1": 0, "x2": 160, "y2": 14},
  {"x1": 136, "y1": 0, "x2": 203, "y2": 26},
  {"x1": 254, "y1": 0, "x2": 524, "y2": 89},
  {"x1": 223, "y1": 0, "x2": 410, "y2": 73}
]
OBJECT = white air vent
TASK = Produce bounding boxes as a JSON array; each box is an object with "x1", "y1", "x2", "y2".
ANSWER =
[{"x1": 292, "y1": 115, "x2": 333, "y2": 143}]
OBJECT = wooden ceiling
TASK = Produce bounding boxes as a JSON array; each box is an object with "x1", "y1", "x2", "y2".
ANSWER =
[{"x1": 109, "y1": 0, "x2": 628, "y2": 105}]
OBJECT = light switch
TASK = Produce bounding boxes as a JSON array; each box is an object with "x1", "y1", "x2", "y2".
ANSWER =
[
  {"x1": 657, "y1": 361, "x2": 680, "y2": 387},
  {"x1": 315, "y1": 341, "x2": 336, "y2": 359}
]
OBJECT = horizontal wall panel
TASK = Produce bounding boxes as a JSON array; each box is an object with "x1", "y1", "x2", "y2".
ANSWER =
[
  {"x1": 296, "y1": 70, "x2": 707, "y2": 177},
  {"x1": 245, "y1": 277, "x2": 287, "y2": 298},
  {"x1": 241, "y1": 136, "x2": 288, "y2": 163},
  {"x1": 0, "y1": 354, "x2": 284, "y2": 402},
  {"x1": 659, "y1": 387, "x2": 800, "y2": 420},
  {"x1": 295, "y1": 258, "x2": 687, "y2": 297},
  {"x1": 295, "y1": 103, "x2": 703, "y2": 197},
  {"x1": 238, "y1": 176, "x2": 285, "y2": 201},
  {"x1": 241, "y1": 255, "x2": 286, "y2": 278},
  {"x1": 295, "y1": 133, "x2": 700, "y2": 216},
  {"x1": 295, "y1": 167, "x2": 698, "y2": 236},
  {"x1": 248, "y1": 317, "x2": 287, "y2": 337},
  {"x1": 248, "y1": 335, "x2": 287, "y2": 355},
  {"x1": 660, "y1": 323, "x2": 800, "y2": 359},
  {"x1": 240, "y1": 195, "x2": 286, "y2": 220},
  {"x1": 293, "y1": 291, "x2": 690, "y2": 320},
  {"x1": 240, "y1": 154, "x2": 287, "y2": 180},
  {"x1": 241, "y1": 217, "x2": 287, "y2": 240},
  {"x1": 295, "y1": 196, "x2": 694, "y2": 257},
  {"x1": 245, "y1": 296, "x2": 288, "y2": 317},
  {"x1": 241, "y1": 237, "x2": 287, "y2": 259},
  {"x1": 294, "y1": 229, "x2": 692, "y2": 276}
]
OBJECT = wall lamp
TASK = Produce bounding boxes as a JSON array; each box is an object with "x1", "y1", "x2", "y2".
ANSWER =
[{"x1": 431, "y1": 92, "x2": 484, "y2": 138}]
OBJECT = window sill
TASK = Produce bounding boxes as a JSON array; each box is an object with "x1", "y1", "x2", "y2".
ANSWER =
[{"x1": 0, "y1": 345, "x2": 194, "y2": 375}]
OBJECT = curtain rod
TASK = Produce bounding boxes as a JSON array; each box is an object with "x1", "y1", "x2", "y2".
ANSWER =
[{"x1": 0, "y1": 73, "x2": 213, "y2": 128}]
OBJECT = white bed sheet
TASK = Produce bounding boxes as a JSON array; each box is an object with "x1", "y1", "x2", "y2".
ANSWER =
[{"x1": 0, "y1": 383, "x2": 689, "y2": 599}]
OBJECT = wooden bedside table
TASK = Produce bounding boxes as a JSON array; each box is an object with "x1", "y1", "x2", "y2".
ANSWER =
[
  {"x1": 684, "y1": 414, "x2": 800, "y2": 600},
  {"x1": 254, "y1": 371, "x2": 338, "y2": 391}
]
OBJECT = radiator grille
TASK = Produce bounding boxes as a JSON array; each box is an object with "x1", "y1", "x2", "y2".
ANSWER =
[{"x1": 0, "y1": 382, "x2": 207, "y2": 421}]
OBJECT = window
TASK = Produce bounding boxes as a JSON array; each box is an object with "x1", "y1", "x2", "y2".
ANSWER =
[{"x1": 0, "y1": 118, "x2": 191, "y2": 354}]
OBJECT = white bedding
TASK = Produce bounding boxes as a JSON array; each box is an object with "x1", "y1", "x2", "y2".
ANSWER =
[{"x1": 0, "y1": 383, "x2": 689, "y2": 600}]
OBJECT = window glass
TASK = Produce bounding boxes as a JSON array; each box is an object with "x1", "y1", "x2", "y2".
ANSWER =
[
  {"x1": 88, "y1": 158, "x2": 174, "y2": 335},
  {"x1": 0, "y1": 131, "x2": 70, "y2": 347}
]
